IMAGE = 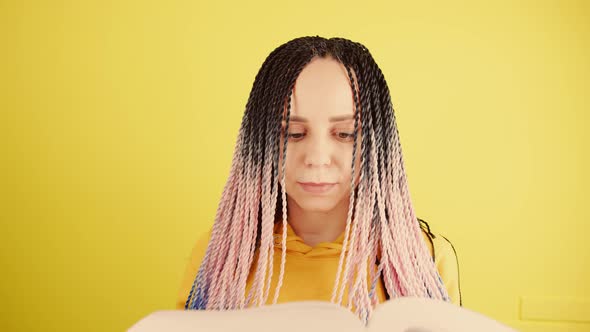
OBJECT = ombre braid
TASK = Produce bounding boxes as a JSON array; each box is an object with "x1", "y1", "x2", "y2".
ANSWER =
[{"x1": 185, "y1": 36, "x2": 450, "y2": 324}]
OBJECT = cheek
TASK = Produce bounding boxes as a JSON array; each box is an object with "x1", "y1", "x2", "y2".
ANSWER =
[
  {"x1": 277, "y1": 140, "x2": 295, "y2": 181},
  {"x1": 353, "y1": 157, "x2": 361, "y2": 183},
  {"x1": 354, "y1": 147, "x2": 362, "y2": 168},
  {"x1": 345, "y1": 153, "x2": 361, "y2": 180},
  {"x1": 352, "y1": 142, "x2": 362, "y2": 184}
]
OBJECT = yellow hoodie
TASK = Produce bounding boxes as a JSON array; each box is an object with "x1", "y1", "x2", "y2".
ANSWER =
[{"x1": 176, "y1": 221, "x2": 462, "y2": 310}]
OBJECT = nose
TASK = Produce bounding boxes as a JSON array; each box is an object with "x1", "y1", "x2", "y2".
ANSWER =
[{"x1": 304, "y1": 136, "x2": 332, "y2": 167}]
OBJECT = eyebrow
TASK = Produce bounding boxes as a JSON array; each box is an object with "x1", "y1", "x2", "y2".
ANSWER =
[{"x1": 288, "y1": 115, "x2": 354, "y2": 123}]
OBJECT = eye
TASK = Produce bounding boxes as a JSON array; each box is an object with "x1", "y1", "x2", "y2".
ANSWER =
[
  {"x1": 287, "y1": 132, "x2": 305, "y2": 140},
  {"x1": 337, "y1": 132, "x2": 355, "y2": 141}
]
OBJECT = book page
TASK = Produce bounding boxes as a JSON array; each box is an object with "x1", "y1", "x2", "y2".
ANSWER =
[
  {"x1": 128, "y1": 298, "x2": 518, "y2": 332},
  {"x1": 128, "y1": 301, "x2": 363, "y2": 332},
  {"x1": 368, "y1": 297, "x2": 517, "y2": 332}
]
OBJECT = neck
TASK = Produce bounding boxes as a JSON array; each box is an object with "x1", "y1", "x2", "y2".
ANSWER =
[{"x1": 284, "y1": 194, "x2": 351, "y2": 247}]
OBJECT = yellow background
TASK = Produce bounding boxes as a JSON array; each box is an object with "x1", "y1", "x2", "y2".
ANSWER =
[{"x1": 1, "y1": 0, "x2": 588, "y2": 331}]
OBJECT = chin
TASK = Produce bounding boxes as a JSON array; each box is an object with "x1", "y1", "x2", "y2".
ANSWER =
[{"x1": 291, "y1": 196, "x2": 340, "y2": 212}]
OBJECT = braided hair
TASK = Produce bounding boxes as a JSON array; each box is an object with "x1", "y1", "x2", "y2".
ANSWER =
[{"x1": 184, "y1": 36, "x2": 450, "y2": 323}]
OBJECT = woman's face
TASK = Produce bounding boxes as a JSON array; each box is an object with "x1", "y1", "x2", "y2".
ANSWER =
[{"x1": 278, "y1": 56, "x2": 362, "y2": 213}]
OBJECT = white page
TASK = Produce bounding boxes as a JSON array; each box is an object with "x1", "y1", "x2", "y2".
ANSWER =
[
  {"x1": 128, "y1": 301, "x2": 362, "y2": 332},
  {"x1": 128, "y1": 298, "x2": 518, "y2": 332},
  {"x1": 368, "y1": 297, "x2": 518, "y2": 332}
]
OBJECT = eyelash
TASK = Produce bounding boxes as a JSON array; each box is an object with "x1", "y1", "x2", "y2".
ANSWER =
[{"x1": 286, "y1": 132, "x2": 355, "y2": 141}]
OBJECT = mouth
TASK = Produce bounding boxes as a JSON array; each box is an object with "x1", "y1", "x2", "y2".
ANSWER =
[{"x1": 297, "y1": 182, "x2": 337, "y2": 194}]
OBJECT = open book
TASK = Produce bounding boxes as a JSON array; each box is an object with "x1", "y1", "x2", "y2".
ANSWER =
[{"x1": 128, "y1": 297, "x2": 517, "y2": 332}]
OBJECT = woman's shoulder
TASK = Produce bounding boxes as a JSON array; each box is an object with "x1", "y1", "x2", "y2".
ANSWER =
[
  {"x1": 418, "y1": 218, "x2": 462, "y2": 306},
  {"x1": 418, "y1": 218, "x2": 457, "y2": 262},
  {"x1": 176, "y1": 226, "x2": 214, "y2": 309}
]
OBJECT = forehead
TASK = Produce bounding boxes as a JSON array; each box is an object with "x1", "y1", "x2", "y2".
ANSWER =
[{"x1": 288, "y1": 56, "x2": 356, "y2": 120}]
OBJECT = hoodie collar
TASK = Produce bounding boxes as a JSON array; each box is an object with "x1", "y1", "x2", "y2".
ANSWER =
[{"x1": 272, "y1": 221, "x2": 346, "y2": 258}]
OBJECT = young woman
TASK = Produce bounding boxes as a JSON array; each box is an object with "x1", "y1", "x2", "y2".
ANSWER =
[{"x1": 176, "y1": 36, "x2": 462, "y2": 323}]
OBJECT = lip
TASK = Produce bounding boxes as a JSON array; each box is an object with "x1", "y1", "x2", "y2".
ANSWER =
[{"x1": 298, "y1": 182, "x2": 337, "y2": 194}]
